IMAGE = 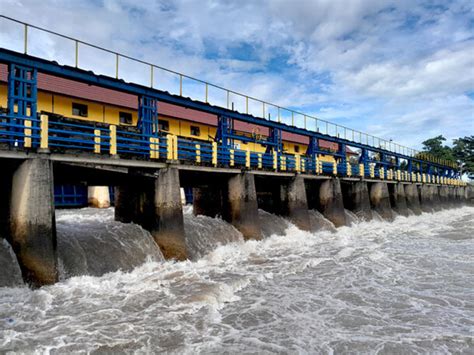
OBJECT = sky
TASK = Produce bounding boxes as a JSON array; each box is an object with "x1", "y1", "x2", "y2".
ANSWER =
[{"x1": 0, "y1": 0, "x2": 473, "y2": 150}]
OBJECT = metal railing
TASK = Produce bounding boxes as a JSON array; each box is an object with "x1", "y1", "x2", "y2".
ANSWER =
[{"x1": 0, "y1": 15, "x2": 457, "y2": 168}]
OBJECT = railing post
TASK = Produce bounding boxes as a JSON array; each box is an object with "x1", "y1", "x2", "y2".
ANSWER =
[
  {"x1": 258, "y1": 153, "x2": 262, "y2": 169},
  {"x1": 75, "y1": 40, "x2": 79, "y2": 68},
  {"x1": 273, "y1": 151, "x2": 278, "y2": 171},
  {"x1": 150, "y1": 137, "x2": 159, "y2": 159},
  {"x1": 295, "y1": 155, "x2": 301, "y2": 172},
  {"x1": 40, "y1": 114, "x2": 49, "y2": 149},
  {"x1": 333, "y1": 161, "x2": 337, "y2": 175},
  {"x1": 230, "y1": 149, "x2": 234, "y2": 167},
  {"x1": 167, "y1": 134, "x2": 173, "y2": 160},
  {"x1": 94, "y1": 129, "x2": 101, "y2": 154},
  {"x1": 24, "y1": 119, "x2": 32, "y2": 148},
  {"x1": 109, "y1": 125, "x2": 117, "y2": 155},
  {"x1": 281, "y1": 155, "x2": 286, "y2": 171},
  {"x1": 346, "y1": 162, "x2": 351, "y2": 176},
  {"x1": 196, "y1": 144, "x2": 201, "y2": 163},
  {"x1": 24, "y1": 24, "x2": 28, "y2": 54},
  {"x1": 245, "y1": 148, "x2": 250, "y2": 168},
  {"x1": 359, "y1": 163, "x2": 364, "y2": 177},
  {"x1": 212, "y1": 142, "x2": 218, "y2": 166}
]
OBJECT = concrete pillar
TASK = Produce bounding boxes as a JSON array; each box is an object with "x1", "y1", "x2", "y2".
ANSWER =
[
  {"x1": 419, "y1": 185, "x2": 434, "y2": 212},
  {"x1": 369, "y1": 182, "x2": 394, "y2": 221},
  {"x1": 341, "y1": 181, "x2": 372, "y2": 221},
  {"x1": 0, "y1": 168, "x2": 11, "y2": 240},
  {"x1": 404, "y1": 184, "x2": 422, "y2": 215},
  {"x1": 280, "y1": 176, "x2": 311, "y2": 231},
  {"x1": 389, "y1": 183, "x2": 409, "y2": 217},
  {"x1": 448, "y1": 187, "x2": 457, "y2": 205},
  {"x1": 88, "y1": 186, "x2": 111, "y2": 208},
  {"x1": 318, "y1": 178, "x2": 347, "y2": 227},
  {"x1": 430, "y1": 185, "x2": 441, "y2": 211},
  {"x1": 153, "y1": 168, "x2": 187, "y2": 260},
  {"x1": 439, "y1": 186, "x2": 450, "y2": 207},
  {"x1": 457, "y1": 187, "x2": 466, "y2": 205},
  {"x1": 224, "y1": 173, "x2": 262, "y2": 240},
  {"x1": 193, "y1": 185, "x2": 223, "y2": 218},
  {"x1": 467, "y1": 186, "x2": 474, "y2": 206},
  {"x1": 9, "y1": 158, "x2": 58, "y2": 287}
]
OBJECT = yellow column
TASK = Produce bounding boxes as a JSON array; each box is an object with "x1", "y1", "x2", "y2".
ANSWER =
[
  {"x1": 333, "y1": 162, "x2": 337, "y2": 175},
  {"x1": 110, "y1": 125, "x2": 117, "y2": 155},
  {"x1": 301, "y1": 157, "x2": 305, "y2": 172},
  {"x1": 245, "y1": 148, "x2": 250, "y2": 168},
  {"x1": 173, "y1": 135, "x2": 178, "y2": 160},
  {"x1": 212, "y1": 142, "x2": 218, "y2": 166},
  {"x1": 258, "y1": 153, "x2": 262, "y2": 169},
  {"x1": 359, "y1": 163, "x2": 364, "y2": 177},
  {"x1": 24, "y1": 119, "x2": 32, "y2": 148},
  {"x1": 295, "y1": 155, "x2": 301, "y2": 172},
  {"x1": 94, "y1": 129, "x2": 101, "y2": 154},
  {"x1": 273, "y1": 152, "x2": 278, "y2": 170},
  {"x1": 230, "y1": 149, "x2": 235, "y2": 166},
  {"x1": 149, "y1": 137, "x2": 159, "y2": 159},
  {"x1": 195, "y1": 144, "x2": 201, "y2": 163},
  {"x1": 370, "y1": 164, "x2": 375, "y2": 178},
  {"x1": 380, "y1": 167, "x2": 384, "y2": 179},
  {"x1": 281, "y1": 155, "x2": 287, "y2": 171},
  {"x1": 40, "y1": 114, "x2": 49, "y2": 149},
  {"x1": 346, "y1": 162, "x2": 351, "y2": 176}
]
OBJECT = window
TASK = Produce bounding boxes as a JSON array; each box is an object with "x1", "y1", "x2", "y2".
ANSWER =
[
  {"x1": 119, "y1": 111, "x2": 133, "y2": 125},
  {"x1": 294, "y1": 145, "x2": 300, "y2": 153},
  {"x1": 158, "y1": 120, "x2": 169, "y2": 131},
  {"x1": 72, "y1": 103, "x2": 88, "y2": 117},
  {"x1": 190, "y1": 125, "x2": 200, "y2": 137}
]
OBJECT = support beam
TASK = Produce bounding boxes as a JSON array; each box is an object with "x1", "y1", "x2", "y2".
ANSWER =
[
  {"x1": 419, "y1": 185, "x2": 433, "y2": 213},
  {"x1": 153, "y1": 168, "x2": 187, "y2": 260},
  {"x1": 318, "y1": 178, "x2": 347, "y2": 227},
  {"x1": 224, "y1": 173, "x2": 262, "y2": 240},
  {"x1": 9, "y1": 158, "x2": 57, "y2": 287},
  {"x1": 369, "y1": 182, "x2": 394, "y2": 221},
  {"x1": 280, "y1": 176, "x2": 311, "y2": 231}
]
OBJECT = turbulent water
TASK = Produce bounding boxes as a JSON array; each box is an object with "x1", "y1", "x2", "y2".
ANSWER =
[{"x1": 1, "y1": 206, "x2": 473, "y2": 353}]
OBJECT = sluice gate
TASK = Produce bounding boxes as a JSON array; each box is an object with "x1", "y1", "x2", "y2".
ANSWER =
[{"x1": 0, "y1": 17, "x2": 471, "y2": 287}]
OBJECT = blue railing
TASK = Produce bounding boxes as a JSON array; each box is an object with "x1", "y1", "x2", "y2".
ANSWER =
[{"x1": 0, "y1": 112, "x2": 462, "y2": 186}]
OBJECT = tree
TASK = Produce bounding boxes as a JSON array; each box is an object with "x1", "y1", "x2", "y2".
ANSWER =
[
  {"x1": 452, "y1": 136, "x2": 474, "y2": 173},
  {"x1": 421, "y1": 135, "x2": 455, "y2": 162}
]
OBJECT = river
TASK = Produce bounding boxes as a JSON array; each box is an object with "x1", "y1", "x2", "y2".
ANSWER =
[{"x1": 1, "y1": 206, "x2": 473, "y2": 354}]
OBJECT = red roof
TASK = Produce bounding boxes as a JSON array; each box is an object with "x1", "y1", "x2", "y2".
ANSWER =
[{"x1": 0, "y1": 63, "x2": 351, "y2": 151}]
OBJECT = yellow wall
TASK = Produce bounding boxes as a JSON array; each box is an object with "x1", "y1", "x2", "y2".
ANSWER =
[{"x1": 0, "y1": 85, "x2": 351, "y2": 162}]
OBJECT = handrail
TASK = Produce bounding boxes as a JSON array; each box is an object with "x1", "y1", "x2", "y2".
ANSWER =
[{"x1": 0, "y1": 15, "x2": 456, "y2": 168}]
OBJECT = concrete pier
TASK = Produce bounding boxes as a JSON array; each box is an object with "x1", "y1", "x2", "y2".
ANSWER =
[
  {"x1": 153, "y1": 168, "x2": 187, "y2": 260},
  {"x1": 317, "y1": 178, "x2": 347, "y2": 227},
  {"x1": 369, "y1": 182, "x2": 393, "y2": 221},
  {"x1": 341, "y1": 181, "x2": 372, "y2": 221},
  {"x1": 88, "y1": 186, "x2": 111, "y2": 208},
  {"x1": 9, "y1": 158, "x2": 58, "y2": 287},
  {"x1": 419, "y1": 185, "x2": 434, "y2": 212},
  {"x1": 430, "y1": 185, "x2": 441, "y2": 211},
  {"x1": 280, "y1": 176, "x2": 311, "y2": 231},
  {"x1": 388, "y1": 183, "x2": 409, "y2": 217},
  {"x1": 404, "y1": 184, "x2": 421, "y2": 215},
  {"x1": 224, "y1": 173, "x2": 262, "y2": 240}
]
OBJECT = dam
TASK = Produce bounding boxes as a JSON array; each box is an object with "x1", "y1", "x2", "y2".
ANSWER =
[{"x1": 0, "y1": 16, "x2": 472, "y2": 287}]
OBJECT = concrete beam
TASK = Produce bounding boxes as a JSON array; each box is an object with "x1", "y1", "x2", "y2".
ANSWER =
[
  {"x1": 341, "y1": 181, "x2": 372, "y2": 221},
  {"x1": 369, "y1": 182, "x2": 394, "y2": 221},
  {"x1": 9, "y1": 158, "x2": 58, "y2": 287},
  {"x1": 224, "y1": 173, "x2": 262, "y2": 240}
]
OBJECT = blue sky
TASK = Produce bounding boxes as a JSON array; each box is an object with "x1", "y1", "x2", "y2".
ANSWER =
[{"x1": 1, "y1": 0, "x2": 473, "y2": 149}]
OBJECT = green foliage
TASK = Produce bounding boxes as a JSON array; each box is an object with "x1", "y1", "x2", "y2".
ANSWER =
[
  {"x1": 452, "y1": 136, "x2": 474, "y2": 173},
  {"x1": 421, "y1": 135, "x2": 474, "y2": 173}
]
